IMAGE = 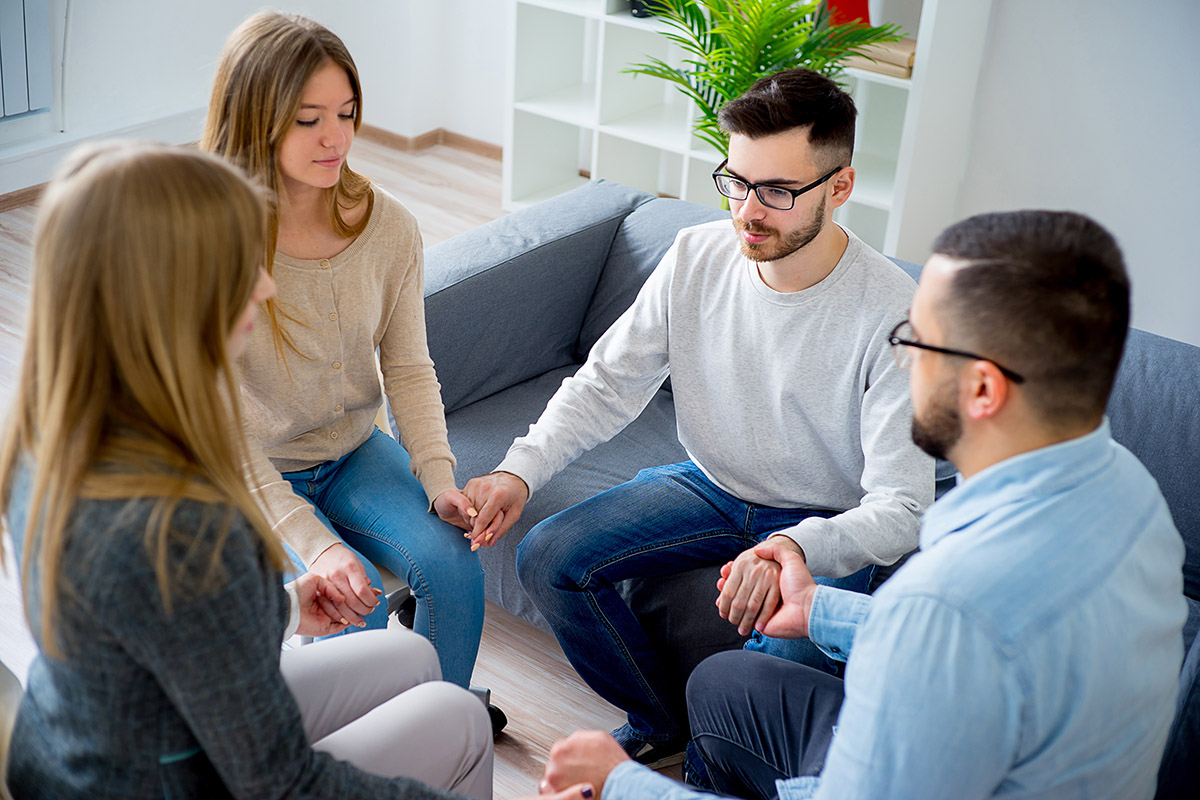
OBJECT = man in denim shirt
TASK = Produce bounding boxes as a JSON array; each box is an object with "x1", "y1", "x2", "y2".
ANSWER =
[{"x1": 537, "y1": 210, "x2": 1187, "y2": 800}]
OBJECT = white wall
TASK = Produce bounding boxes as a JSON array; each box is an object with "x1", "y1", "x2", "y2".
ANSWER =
[
  {"x1": 438, "y1": 0, "x2": 507, "y2": 145},
  {"x1": 0, "y1": 0, "x2": 505, "y2": 195},
  {"x1": 2, "y1": 1, "x2": 1194, "y2": 348},
  {"x1": 955, "y1": 0, "x2": 1200, "y2": 347}
]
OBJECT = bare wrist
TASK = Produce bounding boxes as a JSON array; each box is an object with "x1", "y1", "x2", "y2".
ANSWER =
[{"x1": 494, "y1": 470, "x2": 530, "y2": 500}]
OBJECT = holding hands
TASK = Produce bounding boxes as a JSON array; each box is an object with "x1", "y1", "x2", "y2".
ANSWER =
[
  {"x1": 307, "y1": 542, "x2": 383, "y2": 627},
  {"x1": 717, "y1": 536, "x2": 819, "y2": 639},
  {"x1": 462, "y1": 471, "x2": 530, "y2": 551},
  {"x1": 289, "y1": 572, "x2": 353, "y2": 637},
  {"x1": 433, "y1": 487, "x2": 480, "y2": 531}
]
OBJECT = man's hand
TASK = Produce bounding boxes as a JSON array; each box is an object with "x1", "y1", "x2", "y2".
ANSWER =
[
  {"x1": 307, "y1": 543, "x2": 381, "y2": 627},
  {"x1": 539, "y1": 730, "x2": 629, "y2": 799},
  {"x1": 747, "y1": 537, "x2": 819, "y2": 640},
  {"x1": 290, "y1": 572, "x2": 352, "y2": 637},
  {"x1": 433, "y1": 487, "x2": 479, "y2": 532},
  {"x1": 462, "y1": 471, "x2": 530, "y2": 550},
  {"x1": 716, "y1": 537, "x2": 796, "y2": 636}
]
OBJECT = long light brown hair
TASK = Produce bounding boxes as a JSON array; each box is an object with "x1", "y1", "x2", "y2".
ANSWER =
[
  {"x1": 200, "y1": 10, "x2": 373, "y2": 360},
  {"x1": 0, "y1": 142, "x2": 287, "y2": 656}
]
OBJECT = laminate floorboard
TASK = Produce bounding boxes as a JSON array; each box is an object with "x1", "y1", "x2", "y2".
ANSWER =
[{"x1": 0, "y1": 139, "x2": 666, "y2": 799}]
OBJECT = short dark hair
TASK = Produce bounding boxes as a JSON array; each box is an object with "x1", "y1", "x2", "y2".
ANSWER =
[
  {"x1": 933, "y1": 211, "x2": 1130, "y2": 427},
  {"x1": 718, "y1": 68, "x2": 856, "y2": 170}
]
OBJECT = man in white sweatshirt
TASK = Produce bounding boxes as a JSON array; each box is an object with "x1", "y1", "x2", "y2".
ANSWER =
[{"x1": 464, "y1": 68, "x2": 934, "y2": 763}]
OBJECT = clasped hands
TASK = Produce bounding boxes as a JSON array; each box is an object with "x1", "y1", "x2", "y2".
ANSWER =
[
  {"x1": 716, "y1": 535, "x2": 819, "y2": 640},
  {"x1": 299, "y1": 477, "x2": 527, "y2": 630}
]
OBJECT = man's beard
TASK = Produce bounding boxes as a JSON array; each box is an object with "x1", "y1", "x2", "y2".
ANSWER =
[
  {"x1": 911, "y1": 376, "x2": 963, "y2": 462},
  {"x1": 735, "y1": 194, "x2": 826, "y2": 263}
]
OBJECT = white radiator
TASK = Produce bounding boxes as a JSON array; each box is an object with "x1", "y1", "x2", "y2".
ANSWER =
[{"x1": 0, "y1": 0, "x2": 51, "y2": 120}]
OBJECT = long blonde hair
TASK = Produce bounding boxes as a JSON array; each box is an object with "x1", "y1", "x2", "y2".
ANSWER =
[
  {"x1": 0, "y1": 142, "x2": 287, "y2": 656},
  {"x1": 200, "y1": 10, "x2": 373, "y2": 360}
]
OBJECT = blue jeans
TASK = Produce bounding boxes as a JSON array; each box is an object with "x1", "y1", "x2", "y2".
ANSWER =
[
  {"x1": 282, "y1": 428, "x2": 484, "y2": 688},
  {"x1": 516, "y1": 461, "x2": 873, "y2": 741}
]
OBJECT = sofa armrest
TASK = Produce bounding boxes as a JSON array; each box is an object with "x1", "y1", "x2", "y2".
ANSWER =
[{"x1": 423, "y1": 180, "x2": 654, "y2": 414}]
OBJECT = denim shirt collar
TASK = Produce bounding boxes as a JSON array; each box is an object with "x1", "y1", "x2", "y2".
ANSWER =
[{"x1": 920, "y1": 419, "x2": 1114, "y2": 552}]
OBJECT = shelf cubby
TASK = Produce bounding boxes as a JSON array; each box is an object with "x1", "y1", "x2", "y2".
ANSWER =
[
  {"x1": 508, "y1": 111, "x2": 593, "y2": 206},
  {"x1": 595, "y1": 133, "x2": 683, "y2": 199}
]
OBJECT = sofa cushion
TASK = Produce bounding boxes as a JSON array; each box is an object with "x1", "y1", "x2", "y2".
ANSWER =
[
  {"x1": 424, "y1": 181, "x2": 654, "y2": 414},
  {"x1": 1108, "y1": 328, "x2": 1200, "y2": 646},
  {"x1": 576, "y1": 197, "x2": 727, "y2": 360}
]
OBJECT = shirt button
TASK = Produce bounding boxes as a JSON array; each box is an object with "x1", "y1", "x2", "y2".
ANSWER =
[
  {"x1": 328, "y1": 312, "x2": 338, "y2": 322},
  {"x1": 334, "y1": 404, "x2": 343, "y2": 413},
  {"x1": 320, "y1": 259, "x2": 330, "y2": 269},
  {"x1": 332, "y1": 361, "x2": 342, "y2": 371},
  {"x1": 831, "y1": 647, "x2": 841, "y2": 654},
  {"x1": 330, "y1": 430, "x2": 339, "y2": 440}
]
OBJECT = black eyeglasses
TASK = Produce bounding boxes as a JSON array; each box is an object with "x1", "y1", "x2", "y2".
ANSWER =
[
  {"x1": 888, "y1": 319, "x2": 1025, "y2": 384},
  {"x1": 712, "y1": 159, "x2": 842, "y2": 211}
]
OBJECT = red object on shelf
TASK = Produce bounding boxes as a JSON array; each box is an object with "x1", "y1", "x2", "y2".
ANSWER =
[{"x1": 826, "y1": 0, "x2": 871, "y2": 26}]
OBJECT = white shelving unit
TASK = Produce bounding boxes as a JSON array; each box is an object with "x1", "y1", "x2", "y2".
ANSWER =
[
  {"x1": 503, "y1": 0, "x2": 993, "y2": 261},
  {"x1": 504, "y1": 0, "x2": 724, "y2": 211}
]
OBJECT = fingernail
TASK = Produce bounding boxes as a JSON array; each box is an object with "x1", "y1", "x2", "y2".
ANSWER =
[
  {"x1": 582, "y1": 786, "x2": 594, "y2": 799},
  {"x1": 464, "y1": 532, "x2": 471, "y2": 538},
  {"x1": 340, "y1": 618, "x2": 349, "y2": 625},
  {"x1": 485, "y1": 533, "x2": 494, "y2": 542},
  {"x1": 471, "y1": 543, "x2": 480, "y2": 551},
  {"x1": 468, "y1": 508, "x2": 478, "y2": 518},
  {"x1": 357, "y1": 621, "x2": 367, "y2": 628}
]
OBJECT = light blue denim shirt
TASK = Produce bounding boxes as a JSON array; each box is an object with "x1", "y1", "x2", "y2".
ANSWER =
[{"x1": 606, "y1": 422, "x2": 1187, "y2": 800}]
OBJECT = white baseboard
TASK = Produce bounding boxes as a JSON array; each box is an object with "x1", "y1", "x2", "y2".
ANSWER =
[{"x1": 0, "y1": 108, "x2": 207, "y2": 196}]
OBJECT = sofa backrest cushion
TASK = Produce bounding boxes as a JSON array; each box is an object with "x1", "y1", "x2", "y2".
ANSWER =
[
  {"x1": 576, "y1": 196, "x2": 727, "y2": 359},
  {"x1": 424, "y1": 180, "x2": 654, "y2": 414},
  {"x1": 1108, "y1": 329, "x2": 1200, "y2": 600}
]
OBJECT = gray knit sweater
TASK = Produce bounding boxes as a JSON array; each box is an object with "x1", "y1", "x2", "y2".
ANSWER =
[{"x1": 498, "y1": 221, "x2": 935, "y2": 577}]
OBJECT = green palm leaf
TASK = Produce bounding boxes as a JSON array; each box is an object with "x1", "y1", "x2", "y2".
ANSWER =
[{"x1": 626, "y1": 0, "x2": 903, "y2": 155}]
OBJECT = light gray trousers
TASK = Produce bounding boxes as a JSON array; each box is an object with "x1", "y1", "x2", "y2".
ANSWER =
[{"x1": 280, "y1": 627, "x2": 493, "y2": 799}]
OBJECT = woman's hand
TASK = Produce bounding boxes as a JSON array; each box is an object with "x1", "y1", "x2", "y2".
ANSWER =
[
  {"x1": 290, "y1": 572, "x2": 351, "y2": 637},
  {"x1": 307, "y1": 543, "x2": 381, "y2": 627},
  {"x1": 433, "y1": 487, "x2": 479, "y2": 532},
  {"x1": 462, "y1": 471, "x2": 529, "y2": 550}
]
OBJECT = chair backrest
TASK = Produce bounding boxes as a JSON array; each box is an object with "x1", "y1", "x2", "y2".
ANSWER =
[
  {"x1": 1156, "y1": 629, "x2": 1200, "y2": 799},
  {"x1": 0, "y1": 658, "x2": 21, "y2": 800}
]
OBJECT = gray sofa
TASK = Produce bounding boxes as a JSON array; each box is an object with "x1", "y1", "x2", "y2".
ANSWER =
[{"x1": 400, "y1": 179, "x2": 1199, "y2": 792}]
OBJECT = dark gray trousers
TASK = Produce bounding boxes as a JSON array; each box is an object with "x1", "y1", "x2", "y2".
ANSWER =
[{"x1": 686, "y1": 650, "x2": 844, "y2": 800}]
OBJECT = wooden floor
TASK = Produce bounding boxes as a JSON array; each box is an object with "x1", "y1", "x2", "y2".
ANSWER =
[{"x1": 0, "y1": 135, "x2": 635, "y2": 799}]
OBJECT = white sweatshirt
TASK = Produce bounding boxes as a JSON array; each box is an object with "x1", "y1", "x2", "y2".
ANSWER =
[{"x1": 498, "y1": 221, "x2": 934, "y2": 577}]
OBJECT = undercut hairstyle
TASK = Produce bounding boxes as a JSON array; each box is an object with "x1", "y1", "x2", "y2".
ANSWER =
[
  {"x1": 933, "y1": 210, "x2": 1130, "y2": 428},
  {"x1": 718, "y1": 68, "x2": 856, "y2": 171}
]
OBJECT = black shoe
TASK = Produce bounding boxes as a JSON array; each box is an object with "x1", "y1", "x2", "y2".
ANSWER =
[
  {"x1": 387, "y1": 588, "x2": 416, "y2": 629},
  {"x1": 488, "y1": 703, "x2": 508, "y2": 737},
  {"x1": 611, "y1": 723, "x2": 686, "y2": 769}
]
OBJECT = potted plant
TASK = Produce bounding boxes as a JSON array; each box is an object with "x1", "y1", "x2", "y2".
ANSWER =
[{"x1": 626, "y1": 0, "x2": 903, "y2": 156}]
